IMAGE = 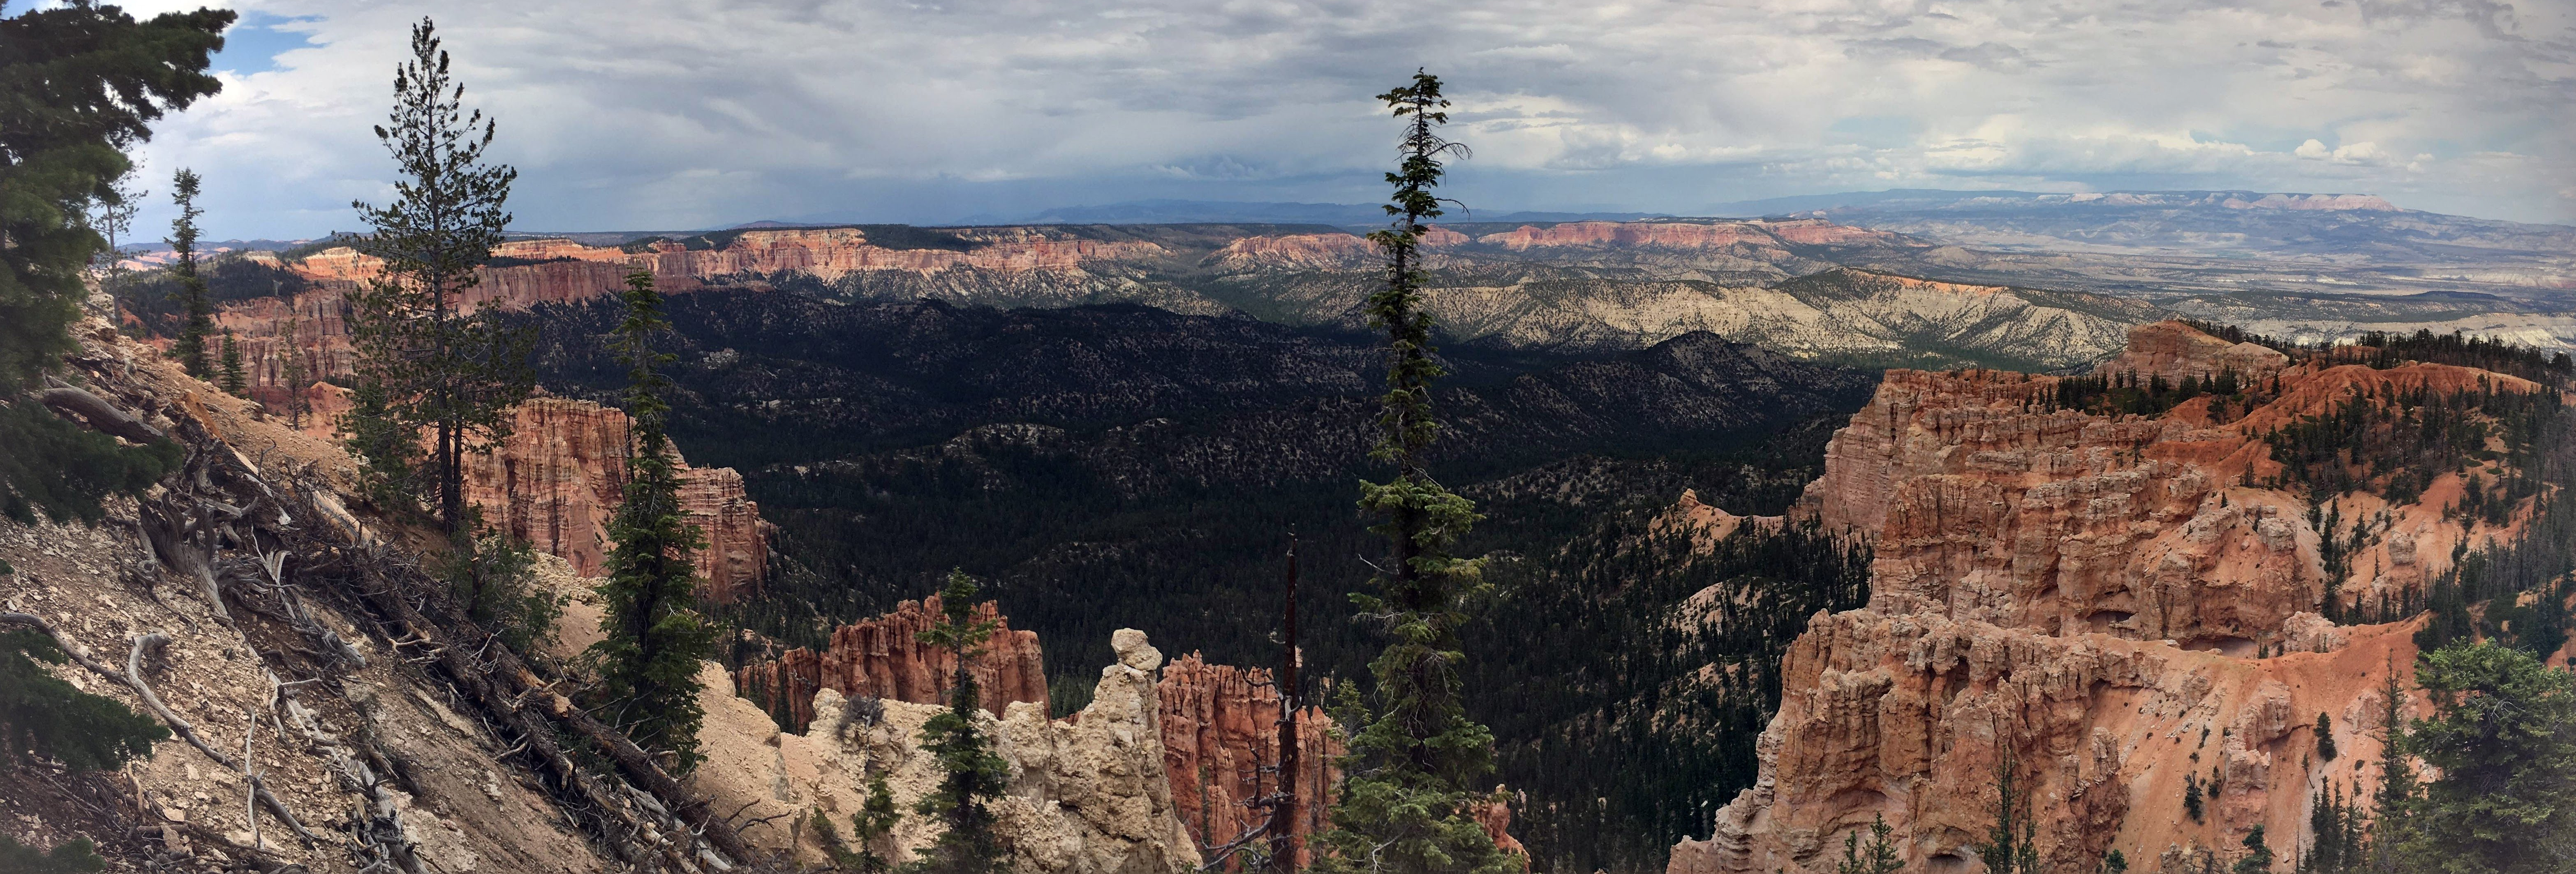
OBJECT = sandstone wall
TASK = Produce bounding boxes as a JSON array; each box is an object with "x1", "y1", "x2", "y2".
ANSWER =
[
  {"x1": 1156, "y1": 652, "x2": 1340, "y2": 866},
  {"x1": 689, "y1": 631, "x2": 1202, "y2": 874},
  {"x1": 459, "y1": 397, "x2": 772, "y2": 602},
  {"x1": 1669, "y1": 609, "x2": 2425, "y2": 874},
  {"x1": 731, "y1": 595, "x2": 1050, "y2": 726},
  {"x1": 1676, "y1": 320, "x2": 2542, "y2": 874}
]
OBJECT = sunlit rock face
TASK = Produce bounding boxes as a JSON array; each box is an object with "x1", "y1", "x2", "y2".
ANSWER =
[{"x1": 1673, "y1": 320, "x2": 2548, "y2": 874}]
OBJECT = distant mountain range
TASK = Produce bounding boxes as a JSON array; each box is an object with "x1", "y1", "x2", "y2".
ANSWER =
[
  {"x1": 1706, "y1": 189, "x2": 2576, "y2": 265},
  {"x1": 941, "y1": 199, "x2": 1664, "y2": 227}
]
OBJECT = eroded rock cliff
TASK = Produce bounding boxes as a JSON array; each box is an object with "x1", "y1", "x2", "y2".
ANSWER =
[
  {"x1": 1672, "y1": 320, "x2": 2551, "y2": 873},
  {"x1": 459, "y1": 397, "x2": 772, "y2": 602},
  {"x1": 689, "y1": 631, "x2": 1202, "y2": 873},
  {"x1": 1156, "y1": 652, "x2": 1339, "y2": 865},
  {"x1": 729, "y1": 594, "x2": 1049, "y2": 727}
]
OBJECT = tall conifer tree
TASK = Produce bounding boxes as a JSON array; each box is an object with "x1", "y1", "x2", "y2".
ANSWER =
[
  {"x1": 1314, "y1": 70, "x2": 1513, "y2": 874},
  {"x1": 345, "y1": 17, "x2": 532, "y2": 533},
  {"x1": 2393, "y1": 642, "x2": 2576, "y2": 874},
  {"x1": 1977, "y1": 733, "x2": 2042, "y2": 874},
  {"x1": 217, "y1": 328, "x2": 245, "y2": 395},
  {"x1": 168, "y1": 168, "x2": 211, "y2": 378},
  {"x1": 0, "y1": 1, "x2": 219, "y2": 523},
  {"x1": 2368, "y1": 654, "x2": 2415, "y2": 874},
  {"x1": 588, "y1": 269, "x2": 716, "y2": 770},
  {"x1": 911, "y1": 570, "x2": 1011, "y2": 873}
]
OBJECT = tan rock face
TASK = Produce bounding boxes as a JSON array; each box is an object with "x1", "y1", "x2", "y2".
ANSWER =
[
  {"x1": 460, "y1": 398, "x2": 772, "y2": 602},
  {"x1": 2095, "y1": 320, "x2": 2291, "y2": 385},
  {"x1": 689, "y1": 631, "x2": 1202, "y2": 874},
  {"x1": 1156, "y1": 652, "x2": 1340, "y2": 866},
  {"x1": 1676, "y1": 320, "x2": 2541, "y2": 874},
  {"x1": 1473, "y1": 219, "x2": 1905, "y2": 252},
  {"x1": 1670, "y1": 610, "x2": 2428, "y2": 874},
  {"x1": 732, "y1": 594, "x2": 1049, "y2": 727}
]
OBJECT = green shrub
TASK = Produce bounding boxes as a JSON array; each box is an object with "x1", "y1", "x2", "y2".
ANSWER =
[{"x1": 0, "y1": 630, "x2": 168, "y2": 772}]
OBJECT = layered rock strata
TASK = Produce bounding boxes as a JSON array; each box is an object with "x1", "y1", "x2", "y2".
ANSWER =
[
  {"x1": 1156, "y1": 652, "x2": 1341, "y2": 866},
  {"x1": 690, "y1": 631, "x2": 1202, "y2": 873},
  {"x1": 2098, "y1": 320, "x2": 2292, "y2": 385},
  {"x1": 730, "y1": 594, "x2": 1050, "y2": 726},
  {"x1": 1672, "y1": 320, "x2": 2548, "y2": 874},
  {"x1": 459, "y1": 397, "x2": 772, "y2": 602}
]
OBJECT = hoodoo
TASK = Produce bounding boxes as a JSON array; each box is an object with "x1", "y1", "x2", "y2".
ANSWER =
[{"x1": 1671, "y1": 320, "x2": 2571, "y2": 873}]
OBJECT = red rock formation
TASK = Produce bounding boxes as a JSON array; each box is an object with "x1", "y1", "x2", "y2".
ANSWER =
[
  {"x1": 1155, "y1": 653, "x2": 1341, "y2": 867},
  {"x1": 1655, "y1": 488, "x2": 1785, "y2": 551},
  {"x1": 460, "y1": 398, "x2": 772, "y2": 602},
  {"x1": 1670, "y1": 608, "x2": 2430, "y2": 874},
  {"x1": 732, "y1": 595, "x2": 1049, "y2": 728},
  {"x1": 1672, "y1": 321, "x2": 2544, "y2": 874},
  {"x1": 279, "y1": 227, "x2": 1165, "y2": 301},
  {"x1": 1472, "y1": 789, "x2": 1528, "y2": 871}
]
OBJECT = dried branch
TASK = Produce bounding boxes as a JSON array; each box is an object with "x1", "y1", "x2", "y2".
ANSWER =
[{"x1": 0, "y1": 616, "x2": 319, "y2": 844}]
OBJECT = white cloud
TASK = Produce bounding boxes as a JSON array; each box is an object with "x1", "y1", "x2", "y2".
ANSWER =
[{"x1": 117, "y1": 0, "x2": 2576, "y2": 236}]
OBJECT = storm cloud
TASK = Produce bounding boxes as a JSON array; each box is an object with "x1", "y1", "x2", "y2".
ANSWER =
[{"x1": 112, "y1": 0, "x2": 2576, "y2": 237}]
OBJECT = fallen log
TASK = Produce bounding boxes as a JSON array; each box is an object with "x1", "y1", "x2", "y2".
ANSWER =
[{"x1": 37, "y1": 382, "x2": 166, "y2": 444}]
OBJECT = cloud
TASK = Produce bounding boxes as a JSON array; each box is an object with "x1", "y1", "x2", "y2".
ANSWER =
[{"x1": 114, "y1": 0, "x2": 2576, "y2": 236}]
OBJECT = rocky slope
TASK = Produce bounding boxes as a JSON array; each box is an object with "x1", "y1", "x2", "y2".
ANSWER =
[
  {"x1": 0, "y1": 309, "x2": 1223, "y2": 874},
  {"x1": 1667, "y1": 320, "x2": 2564, "y2": 873},
  {"x1": 461, "y1": 397, "x2": 772, "y2": 602},
  {"x1": 0, "y1": 316, "x2": 636, "y2": 874}
]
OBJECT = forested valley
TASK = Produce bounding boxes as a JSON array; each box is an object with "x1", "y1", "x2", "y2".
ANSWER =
[{"x1": 503, "y1": 289, "x2": 1878, "y2": 869}]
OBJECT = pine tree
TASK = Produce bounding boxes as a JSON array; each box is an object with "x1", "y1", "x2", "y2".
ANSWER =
[
  {"x1": 443, "y1": 529, "x2": 557, "y2": 653},
  {"x1": 815, "y1": 771, "x2": 904, "y2": 874},
  {"x1": 278, "y1": 314, "x2": 312, "y2": 429},
  {"x1": 0, "y1": 0, "x2": 217, "y2": 523},
  {"x1": 1, "y1": 629, "x2": 169, "y2": 772},
  {"x1": 2367, "y1": 655, "x2": 2414, "y2": 874},
  {"x1": 2302, "y1": 783, "x2": 2361, "y2": 874},
  {"x1": 345, "y1": 17, "x2": 532, "y2": 533},
  {"x1": 88, "y1": 162, "x2": 145, "y2": 287},
  {"x1": 169, "y1": 167, "x2": 213, "y2": 378},
  {"x1": 1978, "y1": 733, "x2": 2043, "y2": 874},
  {"x1": 2393, "y1": 642, "x2": 2576, "y2": 874},
  {"x1": 0, "y1": 834, "x2": 107, "y2": 874},
  {"x1": 217, "y1": 328, "x2": 246, "y2": 395},
  {"x1": 1312, "y1": 70, "x2": 1513, "y2": 874},
  {"x1": 911, "y1": 569, "x2": 1010, "y2": 874},
  {"x1": 2315, "y1": 712, "x2": 2337, "y2": 762},
  {"x1": 1836, "y1": 814, "x2": 1903, "y2": 874},
  {"x1": 2234, "y1": 825, "x2": 2274, "y2": 874},
  {"x1": 588, "y1": 269, "x2": 717, "y2": 771},
  {"x1": 340, "y1": 376, "x2": 422, "y2": 513}
]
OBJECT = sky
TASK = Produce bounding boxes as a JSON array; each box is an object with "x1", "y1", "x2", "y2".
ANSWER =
[{"x1": 97, "y1": 0, "x2": 2576, "y2": 239}]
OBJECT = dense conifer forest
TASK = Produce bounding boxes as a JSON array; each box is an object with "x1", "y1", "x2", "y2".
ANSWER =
[{"x1": 509, "y1": 289, "x2": 1878, "y2": 869}]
